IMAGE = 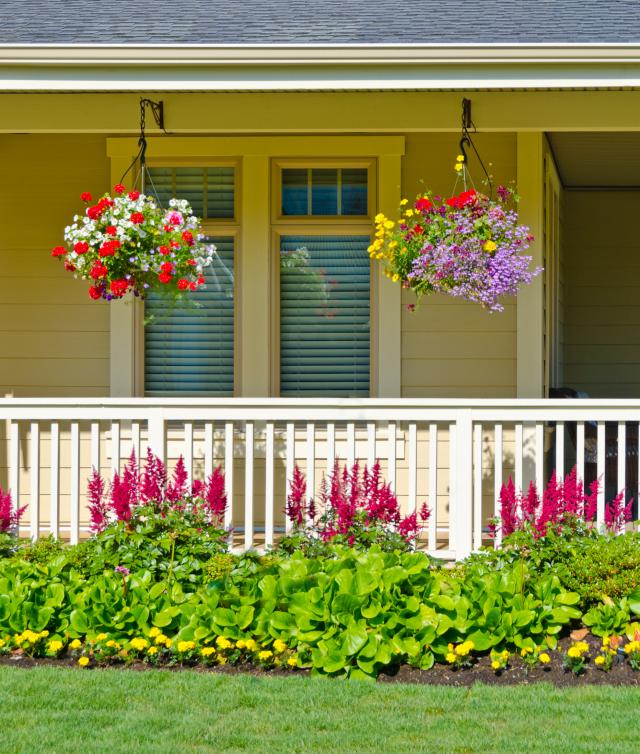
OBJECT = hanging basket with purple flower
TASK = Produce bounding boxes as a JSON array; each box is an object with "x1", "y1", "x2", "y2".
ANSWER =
[{"x1": 370, "y1": 156, "x2": 541, "y2": 313}]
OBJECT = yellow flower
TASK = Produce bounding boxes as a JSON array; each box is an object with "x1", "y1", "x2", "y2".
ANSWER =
[
  {"x1": 201, "y1": 647, "x2": 216, "y2": 657},
  {"x1": 0, "y1": 639, "x2": 4, "y2": 649},
  {"x1": 287, "y1": 656, "x2": 298, "y2": 667},
  {"x1": 130, "y1": 638, "x2": 149, "y2": 652},
  {"x1": 367, "y1": 244, "x2": 375, "y2": 253},
  {"x1": 245, "y1": 639, "x2": 258, "y2": 652},
  {"x1": 624, "y1": 641, "x2": 640, "y2": 654},
  {"x1": 602, "y1": 636, "x2": 611, "y2": 648},
  {"x1": 147, "y1": 646, "x2": 158, "y2": 656},
  {"x1": 374, "y1": 229, "x2": 385, "y2": 238},
  {"x1": 236, "y1": 639, "x2": 246, "y2": 650},
  {"x1": 177, "y1": 641, "x2": 196, "y2": 653},
  {"x1": 95, "y1": 633, "x2": 108, "y2": 642},
  {"x1": 148, "y1": 627, "x2": 161, "y2": 638},
  {"x1": 273, "y1": 639, "x2": 287, "y2": 654},
  {"x1": 374, "y1": 213, "x2": 385, "y2": 224},
  {"x1": 567, "y1": 647, "x2": 581, "y2": 659},
  {"x1": 77, "y1": 656, "x2": 90, "y2": 667},
  {"x1": 595, "y1": 655, "x2": 605, "y2": 666},
  {"x1": 455, "y1": 163, "x2": 463, "y2": 172},
  {"x1": 484, "y1": 240, "x2": 497, "y2": 253},
  {"x1": 491, "y1": 660, "x2": 501, "y2": 670},
  {"x1": 258, "y1": 650, "x2": 273, "y2": 661},
  {"x1": 218, "y1": 655, "x2": 228, "y2": 666},
  {"x1": 388, "y1": 240, "x2": 398, "y2": 249},
  {"x1": 399, "y1": 199, "x2": 408, "y2": 206},
  {"x1": 106, "y1": 640, "x2": 118, "y2": 649},
  {"x1": 383, "y1": 220, "x2": 395, "y2": 230},
  {"x1": 404, "y1": 209, "x2": 414, "y2": 217},
  {"x1": 520, "y1": 647, "x2": 531, "y2": 657},
  {"x1": 539, "y1": 653, "x2": 550, "y2": 664},
  {"x1": 445, "y1": 652, "x2": 457, "y2": 664},
  {"x1": 215, "y1": 636, "x2": 232, "y2": 650},
  {"x1": 391, "y1": 274, "x2": 399, "y2": 283},
  {"x1": 455, "y1": 641, "x2": 474, "y2": 657},
  {"x1": 47, "y1": 640, "x2": 63, "y2": 654},
  {"x1": 70, "y1": 639, "x2": 82, "y2": 650},
  {"x1": 456, "y1": 155, "x2": 465, "y2": 162},
  {"x1": 39, "y1": 631, "x2": 49, "y2": 638},
  {"x1": 500, "y1": 650, "x2": 509, "y2": 661}
]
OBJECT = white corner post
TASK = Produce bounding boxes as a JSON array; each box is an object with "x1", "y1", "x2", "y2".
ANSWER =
[
  {"x1": 516, "y1": 132, "x2": 545, "y2": 399},
  {"x1": 454, "y1": 409, "x2": 474, "y2": 559},
  {"x1": 376, "y1": 152, "x2": 404, "y2": 397}
]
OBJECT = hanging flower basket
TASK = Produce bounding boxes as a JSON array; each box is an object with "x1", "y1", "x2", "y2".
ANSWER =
[
  {"x1": 371, "y1": 161, "x2": 541, "y2": 313},
  {"x1": 51, "y1": 183, "x2": 216, "y2": 301}
]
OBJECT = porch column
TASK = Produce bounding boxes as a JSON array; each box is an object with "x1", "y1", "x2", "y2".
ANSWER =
[{"x1": 516, "y1": 133, "x2": 545, "y2": 398}]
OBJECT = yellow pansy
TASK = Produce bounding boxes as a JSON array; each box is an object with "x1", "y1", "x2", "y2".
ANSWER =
[
  {"x1": 404, "y1": 209, "x2": 414, "y2": 217},
  {"x1": 539, "y1": 653, "x2": 550, "y2": 664},
  {"x1": 595, "y1": 655, "x2": 605, "y2": 666},
  {"x1": 245, "y1": 639, "x2": 258, "y2": 652},
  {"x1": 374, "y1": 213, "x2": 386, "y2": 224},
  {"x1": 484, "y1": 240, "x2": 497, "y2": 252},
  {"x1": 215, "y1": 636, "x2": 233, "y2": 650},
  {"x1": 69, "y1": 639, "x2": 82, "y2": 650},
  {"x1": 177, "y1": 641, "x2": 196, "y2": 653},
  {"x1": 391, "y1": 274, "x2": 399, "y2": 283},
  {"x1": 445, "y1": 652, "x2": 457, "y2": 664},
  {"x1": 273, "y1": 639, "x2": 287, "y2": 654},
  {"x1": 258, "y1": 650, "x2": 273, "y2": 661},
  {"x1": 456, "y1": 154, "x2": 464, "y2": 162},
  {"x1": 399, "y1": 199, "x2": 408, "y2": 206},
  {"x1": 455, "y1": 163, "x2": 463, "y2": 172},
  {"x1": 77, "y1": 656, "x2": 90, "y2": 667},
  {"x1": 147, "y1": 646, "x2": 158, "y2": 656},
  {"x1": 47, "y1": 640, "x2": 63, "y2": 654},
  {"x1": 383, "y1": 220, "x2": 395, "y2": 230},
  {"x1": 130, "y1": 637, "x2": 149, "y2": 652},
  {"x1": 201, "y1": 647, "x2": 216, "y2": 657},
  {"x1": 148, "y1": 627, "x2": 161, "y2": 638},
  {"x1": 491, "y1": 660, "x2": 501, "y2": 670},
  {"x1": 95, "y1": 633, "x2": 108, "y2": 642},
  {"x1": 287, "y1": 656, "x2": 298, "y2": 667},
  {"x1": 236, "y1": 639, "x2": 247, "y2": 650}
]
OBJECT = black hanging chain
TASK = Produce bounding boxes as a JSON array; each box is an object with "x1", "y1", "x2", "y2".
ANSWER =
[
  {"x1": 458, "y1": 98, "x2": 493, "y2": 198},
  {"x1": 118, "y1": 98, "x2": 166, "y2": 188}
]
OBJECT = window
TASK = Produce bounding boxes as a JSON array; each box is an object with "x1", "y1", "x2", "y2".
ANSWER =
[
  {"x1": 279, "y1": 235, "x2": 371, "y2": 396},
  {"x1": 274, "y1": 160, "x2": 374, "y2": 397},
  {"x1": 143, "y1": 165, "x2": 237, "y2": 396},
  {"x1": 280, "y1": 167, "x2": 369, "y2": 217}
]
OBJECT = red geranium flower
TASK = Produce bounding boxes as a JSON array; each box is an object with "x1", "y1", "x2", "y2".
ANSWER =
[
  {"x1": 88, "y1": 286, "x2": 102, "y2": 300},
  {"x1": 158, "y1": 245, "x2": 170, "y2": 255},
  {"x1": 415, "y1": 197, "x2": 433, "y2": 212},
  {"x1": 74, "y1": 241, "x2": 89, "y2": 254},
  {"x1": 163, "y1": 224, "x2": 173, "y2": 232},
  {"x1": 177, "y1": 278, "x2": 189, "y2": 290},
  {"x1": 170, "y1": 240, "x2": 180, "y2": 249},
  {"x1": 181, "y1": 231, "x2": 194, "y2": 245},
  {"x1": 189, "y1": 282, "x2": 198, "y2": 291},
  {"x1": 414, "y1": 225, "x2": 424, "y2": 235},
  {"x1": 110, "y1": 279, "x2": 129, "y2": 297},
  {"x1": 51, "y1": 246, "x2": 66, "y2": 257},
  {"x1": 158, "y1": 272, "x2": 172, "y2": 284},
  {"x1": 87, "y1": 205, "x2": 103, "y2": 220},
  {"x1": 105, "y1": 225, "x2": 117, "y2": 236},
  {"x1": 130, "y1": 212, "x2": 145, "y2": 225},
  {"x1": 113, "y1": 184, "x2": 126, "y2": 194},
  {"x1": 80, "y1": 192, "x2": 92, "y2": 202},
  {"x1": 64, "y1": 261, "x2": 76, "y2": 272},
  {"x1": 186, "y1": 258, "x2": 197, "y2": 266},
  {"x1": 98, "y1": 197, "x2": 114, "y2": 209},
  {"x1": 197, "y1": 275, "x2": 205, "y2": 285},
  {"x1": 160, "y1": 261, "x2": 174, "y2": 274},
  {"x1": 90, "y1": 263, "x2": 108, "y2": 280},
  {"x1": 128, "y1": 190, "x2": 140, "y2": 200}
]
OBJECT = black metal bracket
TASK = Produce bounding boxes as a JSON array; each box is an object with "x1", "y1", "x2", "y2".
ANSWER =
[{"x1": 141, "y1": 98, "x2": 165, "y2": 132}]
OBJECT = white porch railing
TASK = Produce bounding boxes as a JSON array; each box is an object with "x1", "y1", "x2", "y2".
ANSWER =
[{"x1": 1, "y1": 398, "x2": 639, "y2": 560}]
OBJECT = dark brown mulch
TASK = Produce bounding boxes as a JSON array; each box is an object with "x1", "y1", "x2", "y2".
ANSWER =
[{"x1": 1, "y1": 633, "x2": 638, "y2": 685}]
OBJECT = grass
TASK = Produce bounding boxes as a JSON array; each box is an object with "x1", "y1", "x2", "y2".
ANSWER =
[{"x1": 1, "y1": 667, "x2": 639, "y2": 754}]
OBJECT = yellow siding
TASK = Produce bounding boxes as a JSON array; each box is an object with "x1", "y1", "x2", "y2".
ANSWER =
[
  {"x1": 563, "y1": 191, "x2": 640, "y2": 397},
  {"x1": 0, "y1": 134, "x2": 110, "y2": 397},
  {"x1": 400, "y1": 133, "x2": 518, "y2": 398}
]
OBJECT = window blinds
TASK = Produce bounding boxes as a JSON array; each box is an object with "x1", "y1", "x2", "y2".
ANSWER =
[
  {"x1": 144, "y1": 237, "x2": 234, "y2": 396},
  {"x1": 145, "y1": 167, "x2": 234, "y2": 219},
  {"x1": 280, "y1": 235, "x2": 370, "y2": 397}
]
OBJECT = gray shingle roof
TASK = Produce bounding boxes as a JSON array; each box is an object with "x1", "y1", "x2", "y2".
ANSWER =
[{"x1": 2, "y1": 0, "x2": 640, "y2": 45}]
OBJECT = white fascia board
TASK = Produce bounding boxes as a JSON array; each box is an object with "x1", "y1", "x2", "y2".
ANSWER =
[{"x1": 1, "y1": 44, "x2": 640, "y2": 90}]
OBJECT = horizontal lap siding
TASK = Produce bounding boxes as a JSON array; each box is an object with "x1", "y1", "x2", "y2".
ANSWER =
[
  {"x1": 400, "y1": 133, "x2": 518, "y2": 398},
  {"x1": 0, "y1": 134, "x2": 110, "y2": 398},
  {"x1": 563, "y1": 191, "x2": 640, "y2": 397}
]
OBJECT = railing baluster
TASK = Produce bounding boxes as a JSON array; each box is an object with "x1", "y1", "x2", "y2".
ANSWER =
[
  {"x1": 224, "y1": 422, "x2": 234, "y2": 532},
  {"x1": 449, "y1": 422, "x2": 456, "y2": 554},
  {"x1": 473, "y1": 423, "x2": 482, "y2": 551},
  {"x1": 131, "y1": 421, "x2": 140, "y2": 464},
  {"x1": 70, "y1": 422, "x2": 80, "y2": 545},
  {"x1": 367, "y1": 422, "x2": 376, "y2": 469},
  {"x1": 387, "y1": 422, "x2": 396, "y2": 493},
  {"x1": 110, "y1": 421, "x2": 120, "y2": 476},
  {"x1": 535, "y1": 422, "x2": 544, "y2": 492},
  {"x1": 90, "y1": 422, "x2": 100, "y2": 473},
  {"x1": 30, "y1": 422, "x2": 39, "y2": 541},
  {"x1": 148, "y1": 414, "x2": 166, "y2": 462},
  {"x1": 618, "y1": 422, "x2": 626, "y2": 513},
  {"x1": 576, "y1": 421, "x2": 585, "y2": 485},
  {"x1": 285, "y1": 422, "x2": 295, "y2": 534},
  {"x1": 494, "y1": 424, "x2": 503, "y2": 548},
  {"x1": 244, "y1": 422, "x2": 254, "y2": 550},
  {"x1": 326, "y1": 422, "x2": 335, "y2": 475},
  {"x1": 515, "y1": 423, "x2": 523, "y2": 493},
  {"x1": 597, "y1": 421, "x2": 605, "y2": 527},
  {"x1": 306, "y1": 423, "x2": 315, "y2": 517},
  {"x1": 50, "y1": 422, "x2": 59, "y2": 538},
  {"x1": 555, "y1": 421, "x2": 565, "y2": 479},
  {"x1": 346, "y1": 422, "x2": 355, "y2": 468},
  {"x1": 408, "y1": 422, "x2": 417, "y2": 517},
  {"x1": 9, "y1": 421, "x2": 20, "y2": 535},
  {"x1": 204, "y1": 422, "x2": 213, "y2": 479},
  {"x1": 428, "y1": 423, "x2": 437, "y2": 552},
  {"x1": 184, "y1": 421, "x2": 193, "y2": 484},
  {"x1": 265, "y1": 421, "x2": 275, "y2": 550}
]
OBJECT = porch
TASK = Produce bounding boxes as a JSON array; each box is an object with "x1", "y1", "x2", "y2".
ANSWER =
[{"x1": 1, "y1": 397, "x2": 638, "y2": 559}]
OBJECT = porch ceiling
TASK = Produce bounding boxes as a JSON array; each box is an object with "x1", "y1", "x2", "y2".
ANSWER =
[{"x1": 548, "y1": 131, "x2": 640, "y2": 188}]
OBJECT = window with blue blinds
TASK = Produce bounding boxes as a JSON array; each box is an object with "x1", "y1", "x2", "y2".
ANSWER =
[
  {"x1": 145, "y1": 167, "x2": 234, "y2": 218},
  {"x1": 144, "y1": 237, "x2": 234, "y2": 396},
  {"x1": 280, "y1": 235, "x2": 370, "y2": 397},
  {"x1": 282, "y1": 168, "x2": 368, "y2": 216}
]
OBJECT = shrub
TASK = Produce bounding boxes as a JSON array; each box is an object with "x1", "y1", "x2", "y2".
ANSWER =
[{"x1": 277, "y1": 460, "x2": 430, "y2": 555}]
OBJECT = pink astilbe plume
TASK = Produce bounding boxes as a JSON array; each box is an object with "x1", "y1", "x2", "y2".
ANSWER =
[
  {"x1": 87, "y1": 469, "x2": 108, "y2": 533},
  {"x1": 0, "y1": 485, "x2": 26, "y2": 533},
  {"x1": 605, "y1": 491, "x2": 634, "y2": 534},
  {"x1": 286, "y1": 465, "x2": 307, "y2": 528},
  {"x1": 110, "y1": 473, "x2": 133, "y2": 522},
  {"x1": 166, "y1": 456, "x2": 189, "y2": 503},
  {"x1": 202, "y1": 466, "x2": 227, "y2": 521},
  {"x1": 140, "y1": 447, "x2": 167, "y2": 504}
]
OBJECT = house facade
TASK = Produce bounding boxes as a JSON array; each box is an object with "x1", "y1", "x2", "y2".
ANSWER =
[{"x1": 1, "y1": 1, "x2": 640, "y2": 557}]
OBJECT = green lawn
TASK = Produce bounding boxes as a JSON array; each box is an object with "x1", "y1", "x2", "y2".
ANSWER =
[{"x1": 0, "y1": 667, "x2": 638, "y2": 754}]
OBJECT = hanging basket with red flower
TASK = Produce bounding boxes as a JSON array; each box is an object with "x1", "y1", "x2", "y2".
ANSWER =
[
  {"x1": 51, "y1": 184, "x2": 216, "y2": 301},
  {"x1": 371, "y1": 155, "x2": 542, "y2": 313}
]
